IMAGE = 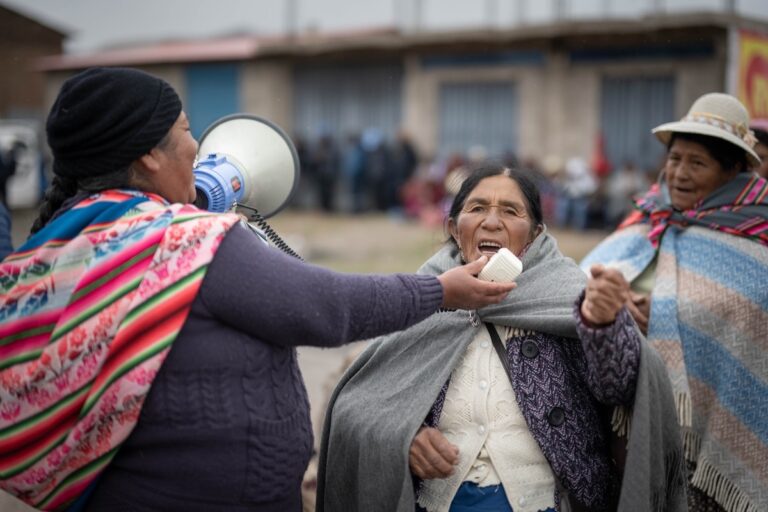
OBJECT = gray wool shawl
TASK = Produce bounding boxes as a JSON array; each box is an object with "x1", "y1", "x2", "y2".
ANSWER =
[{"x1": 316, "y1": 232, "x2": 684, "y2": 512}]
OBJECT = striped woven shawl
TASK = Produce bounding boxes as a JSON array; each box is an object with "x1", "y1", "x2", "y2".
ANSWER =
[
  {"x1": 581, "y1": 176, "x2": 768, "y2": 512},
  {"x1": 0, "y1": 190, "x2": 238, "y2": 510}
]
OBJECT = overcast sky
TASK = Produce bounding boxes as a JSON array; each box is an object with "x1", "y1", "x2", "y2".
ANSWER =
[{"x1": 1, "y1": 0, "x2": 766, "y2": 54}]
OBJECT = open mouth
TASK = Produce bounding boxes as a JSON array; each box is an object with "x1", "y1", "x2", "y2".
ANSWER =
[
  {"x1": 477, "y1": 241, "x2": 502, "y2": 256},
  {"x1": 671, "y1": 187, "x2": 699, "y2": 204}
]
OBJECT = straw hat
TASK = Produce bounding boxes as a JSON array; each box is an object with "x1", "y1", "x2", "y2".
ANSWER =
[{"x1": 652, "y1": 92, "x2": 760, "y2": 168}]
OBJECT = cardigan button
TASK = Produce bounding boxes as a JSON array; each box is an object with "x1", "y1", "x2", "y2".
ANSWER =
[
  {"x1": 548, "y1": 407, "x2": 565, "y2": 426},
  {"x1": 521, "y1": 340, "x2": 539, "y2": 358}
]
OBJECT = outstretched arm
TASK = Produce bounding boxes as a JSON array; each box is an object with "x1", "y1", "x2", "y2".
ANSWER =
[{"x1": 200, "y1": 224, "x2": 514, "y2": 348}]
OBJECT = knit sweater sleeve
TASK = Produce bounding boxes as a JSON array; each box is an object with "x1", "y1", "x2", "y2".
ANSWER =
[
  {"x1": 198, "y1": 222, "x2": 443, "y2": 348},
  {"x1": 572, "y1": 291, "x2": 641, "y2": 406}
]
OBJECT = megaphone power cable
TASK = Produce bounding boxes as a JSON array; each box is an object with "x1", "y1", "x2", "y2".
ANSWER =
[{"x1": 238, "y1": 203, "x2": 304, "y2": 261}]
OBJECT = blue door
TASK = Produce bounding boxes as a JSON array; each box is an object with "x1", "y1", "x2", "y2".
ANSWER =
[{"x1": 185, "y1": 63, "x2": 241, "y2": 138}]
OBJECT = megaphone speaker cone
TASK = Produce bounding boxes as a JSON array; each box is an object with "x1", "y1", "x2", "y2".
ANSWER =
[{"x1": 195, "y1": 114, "x2": 300, "y2": 218}]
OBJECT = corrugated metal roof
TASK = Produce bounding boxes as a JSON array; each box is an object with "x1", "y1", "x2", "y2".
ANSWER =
[
  {"x1": 34, "y1": 11, "x2": 768, "y2": 71},
  {"x1": 35, "y1": 36, "x2": 265, "y2": 70},
  {"x1": 35, "y1": 26, "x2": 401, "y2": 70}
]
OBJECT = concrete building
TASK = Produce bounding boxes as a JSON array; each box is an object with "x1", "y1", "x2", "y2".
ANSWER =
[{"x1": 34, "y1": 10, "x2": 768, "y2": 175}]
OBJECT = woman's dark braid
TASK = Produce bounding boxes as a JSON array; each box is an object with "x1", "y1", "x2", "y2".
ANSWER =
[
  {"x1": 29, "y1": 166, "x2": 135, "y2": 235},
  {"x1": 30, "y1": 175, "x2": 78, "y2": 234}
]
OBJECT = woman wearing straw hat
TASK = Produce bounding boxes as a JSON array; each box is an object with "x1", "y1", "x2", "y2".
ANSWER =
[{"x1": 581, "y1": 92, "x2": 768, "y2": 512}]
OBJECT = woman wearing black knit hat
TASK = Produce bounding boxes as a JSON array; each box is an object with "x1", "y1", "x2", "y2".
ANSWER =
[
  {"x1": 0, "y1": 67, "x2": 515, "y2": 511},
  {"x1": 31, "y1": 66, "x2": 194, "y2": 233}
]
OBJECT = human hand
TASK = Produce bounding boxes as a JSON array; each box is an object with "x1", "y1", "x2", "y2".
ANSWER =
[
  {"x1": 437, "y1": 256, "x2": 516, "y2": 310},
  {"x1": 409, "y1": 427, "x2": 459, "y2": 479},
  {"x1": 626, "y1": 291, "x2": 650, "y2": 336},
  {"x1": 581, "y1": 264, "x2": 630, "y2": 326}
]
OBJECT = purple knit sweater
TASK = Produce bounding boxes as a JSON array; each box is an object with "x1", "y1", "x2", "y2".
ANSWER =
[{"x1": 84, "y1": 223, "x2": 443, "y2": 512}]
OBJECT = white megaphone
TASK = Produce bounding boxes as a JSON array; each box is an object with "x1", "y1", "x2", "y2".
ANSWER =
[{"x1": 193, "y1": 114, "x2": 300, "y2": 218}]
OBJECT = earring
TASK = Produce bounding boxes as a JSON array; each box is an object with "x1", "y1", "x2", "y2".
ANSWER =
[{"x1": 455, "y1": 241, "x2": 467, "y2": 263}]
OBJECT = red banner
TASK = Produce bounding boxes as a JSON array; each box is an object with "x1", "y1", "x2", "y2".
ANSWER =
[{"x1": 738, "y1": 30, "x2": 768, "y2": 119}]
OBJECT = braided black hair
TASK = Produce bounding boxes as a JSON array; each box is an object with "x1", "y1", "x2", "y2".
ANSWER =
[
  {"x1": 30, "y1": 175, "x2": 78, "y2": 234},
  {"x1": 30, "y1": 166, "x2": 135, "y2": 235}
]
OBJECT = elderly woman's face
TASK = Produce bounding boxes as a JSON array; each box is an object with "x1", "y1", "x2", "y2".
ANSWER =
[
  {"x1": 665, "y1": 138, "x2": 738, "y2": 211},
  {"x1": 449, "y1": 175, "x2": 537, "y2": 262}
]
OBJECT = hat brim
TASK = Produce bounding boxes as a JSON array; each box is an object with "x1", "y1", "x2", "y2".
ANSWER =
[{"x1": 652, "y1": 121, "x2": 761, "y2": 168}]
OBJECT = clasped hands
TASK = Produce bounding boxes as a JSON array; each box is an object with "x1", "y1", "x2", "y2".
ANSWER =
[{"x1": 580, "y1": 264, "x2": 649, "y2": 334}]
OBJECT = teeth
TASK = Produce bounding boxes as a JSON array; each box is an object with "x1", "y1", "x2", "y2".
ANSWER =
[{"x1": 478, "y1": 242, "x2": 501, "y2": 248}]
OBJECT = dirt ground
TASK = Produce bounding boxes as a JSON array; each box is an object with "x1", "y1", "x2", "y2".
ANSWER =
[{"x1": 266, "y1": 210, "x2": 608, "y2": 273}]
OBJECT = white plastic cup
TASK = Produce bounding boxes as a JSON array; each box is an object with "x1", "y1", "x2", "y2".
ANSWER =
[{"x1": 478, "y1": 248, "x2": 523, "y2": 282}]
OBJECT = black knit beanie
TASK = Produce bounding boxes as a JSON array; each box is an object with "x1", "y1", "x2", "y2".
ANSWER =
[{"x1": 46, "y1": 67, "x2": 182, "y2": 179}]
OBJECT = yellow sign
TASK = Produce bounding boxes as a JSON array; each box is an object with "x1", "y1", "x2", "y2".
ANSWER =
[{"x1": 738, "y1": 30, "x2": 768, "y2": 119}]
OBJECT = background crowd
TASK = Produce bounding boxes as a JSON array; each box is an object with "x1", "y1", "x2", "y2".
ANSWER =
[
  {"x1": 289, "y1": 129, "x2": 657, "y2": 231},
  {"x1": 288, "y1": 118, "x2": 768, "y2": 236}
]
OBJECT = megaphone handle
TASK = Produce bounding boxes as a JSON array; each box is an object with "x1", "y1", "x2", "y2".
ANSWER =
[{"x1": 247, "y1": 209, "x2": 304, "y2": 261}]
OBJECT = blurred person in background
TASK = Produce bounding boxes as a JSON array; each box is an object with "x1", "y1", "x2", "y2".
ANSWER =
[
  {"x1": 290, "y1": 133, "x2": 314, "y2": 210},
  {"x1": 555, "y1": 156, "x2": 597, "y2": 230},
  {"x1": 0, "y1": 201, "x2": 11, "y2": 259},
  {"x1": 401, "y1": 152, "x2": 463, "y2": 228},
  {"x1": 582, "y1": 93, "x2": 768, "y2": 512},
  {"x1": 341, "y1": 132, "x2": 367, "y2": 213},
  {"x1": 362, "y1": 127, "x2": 391, "y2": 212},
  {"x1": 604, "y1": 160, "x2": 650, "y2": 228},
  {"x1": 0, "y1": 138, "x2": 16, "y2": 256},
  {"x1": 0, "y1": 140, "x2": 19, "y2": 206},
  {"x1": 520, "y1": 155, "x2": 557, "y2": 226},
  {"x1": 318, "y1": 164, "x2": 684, "y2": 512},
  {"x1": 312, "y1": 133, "x2": 340, "y2": 212},
  {"x1": 539, "y1": 155, "x2": 564, "y2": 226},
  {"x1": 387, "y1": 130, "x2": 419, "y2": 214},
  {"x1": 749, "y1": 118, "x2": 768, "y2": 178},
  {"x1": 0, "y1": 67, "x2": 517, "y2": 512}
]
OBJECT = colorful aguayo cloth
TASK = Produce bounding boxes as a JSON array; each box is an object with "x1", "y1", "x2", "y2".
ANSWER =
[
  {"x1": 0, "y1": 190, "x2": 238, "y2": 510},
  {"x1": 581, "y1": 174, "x2": 768, "y2": 512}
]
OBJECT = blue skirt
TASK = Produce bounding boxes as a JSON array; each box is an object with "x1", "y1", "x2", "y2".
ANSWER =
[
  {"x1": 449, "y1": 482, "x2": 512, "y2": 512},
  {"x1": 417, "y1": 482, "x2": 555, "y2": 512}
]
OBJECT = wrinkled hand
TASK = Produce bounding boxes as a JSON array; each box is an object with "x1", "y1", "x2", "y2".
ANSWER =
[
  {"x1": 581, "y1": 264, "x2": 630, "y2": 326},
  {"x1": 437, "y1": 256, "x2": 516, "y2": 310},
  {"x1": 626, "y1": 291, "x2": 650, "y2": 336},
  {"x1": 409, "y1": 427, "x2": 459, "y2": 480}
]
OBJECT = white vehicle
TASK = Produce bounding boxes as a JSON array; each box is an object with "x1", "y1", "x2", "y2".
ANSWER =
[{"x1": 0, "y1": 120, "x2": 45, "y2": 209}]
